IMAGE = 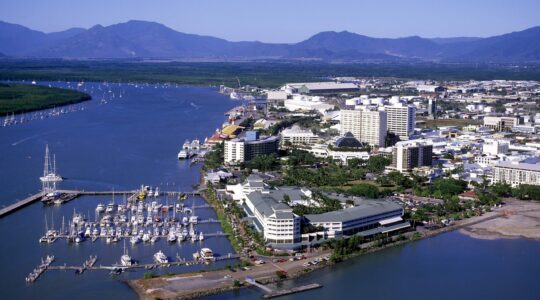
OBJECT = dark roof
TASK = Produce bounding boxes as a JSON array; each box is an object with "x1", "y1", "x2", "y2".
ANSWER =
[{"x1": 335, "y1": 132, "x2": 365, "y2": 148}]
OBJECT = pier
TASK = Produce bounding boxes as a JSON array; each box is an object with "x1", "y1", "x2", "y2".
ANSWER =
[
  {"x1": 245, "y1": 276, "x2": 322, "y2": 299},
  {"x1": 0, "y1": 191, "x2": 46, "y2": 218},
  {"x1": 0, "y1": 189, "x2": 203, "y2": 219}
]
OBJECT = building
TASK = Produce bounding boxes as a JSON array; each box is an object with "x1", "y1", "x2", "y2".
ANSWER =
[
  {"x1": 483, "y1": 116, "x2": 520, "y2": 132},
  {"x1": 280, "y1": 126, "x2": 320, "y2": 147},
  {"x1": 283, "y1": 95, "x2": 334, "y2": 114},
  {"x1": 482, "y1": 140, "x2": 509, "y2": 155},
  {"x1": 340, "y1": 109, "x2": 387, "y2": 147},
  {"x1": 304, "y1": 199, "x2": 408, "y2": 238},
  {"x1": 224, "y1": 133, "x2": 279, "y2": 165},
  {"x1": 493, "y1": 162, "x2": 540, "y2": 186},
  {"x1": 428, "y1": 99, "x2": 437, "y2": 119},
  {"x1": 284, "y1": 82, "x2": 359, "y2": 95},
  {"x1": 392, "y1": 140, "x2": 433, "y2": 172},
  {"x1": 244, "y1": 190, "x2": 302, "y2": 244},
  {"x1": 416, "y1": 85, "x2": 446, "y2": 93},
  {"x1": 384, "y1": 103, "x2": 416, "y2": 140}
]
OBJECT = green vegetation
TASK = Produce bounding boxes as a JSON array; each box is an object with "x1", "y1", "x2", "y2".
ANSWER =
[
  {"x1": 413, "y1": 178, "x2": 467, "y2": 200},
  {"x1": 203, "y1": 142, "x2": 224, "y2": 171},
  {"x1": 143, "y1": 272, "x2": 157, "y2": 279},
  {"x1": 204, "y1": 183, "x2": 242, "y2": 253},
  {"x1": 2, "y1": 60, "x2": 540, "y2": 88},
  {"x1": 292, "y1": 191, "x2": 342, "y2": 216},
  {"x1": 247, "y1": 154, "x2": 280, "y2": 172},
  {"x1": 0, "y1": 83, "x2": 91, "y2": 114},
  {"x1": 275, "y1": 270, "x2": 288, "y2": 280},
  {"x1": 510, "y1": 184, "x2": 540, "y2": 200}
]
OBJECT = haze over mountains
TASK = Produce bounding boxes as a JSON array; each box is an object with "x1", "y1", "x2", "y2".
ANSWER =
[{"x1": 0, "y1": 20, "x2": 539, "y2": 62}]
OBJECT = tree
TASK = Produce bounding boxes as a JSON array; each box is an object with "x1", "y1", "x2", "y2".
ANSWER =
[
  {"x1": 282, "y1": 194, "x2": 291, "y2": 205},
  {"x1": 365, "y1": 156, "x2": 391, "y2": 173},
  {"x1": 248, "y1": 154, "x2": 280, "y2": 172},
  {"x1": 348, "y1": 183, "x2": 381, "y2": 198},
  {"x1": 489, "y1": 182, "x2": 512, "y2": 197}
]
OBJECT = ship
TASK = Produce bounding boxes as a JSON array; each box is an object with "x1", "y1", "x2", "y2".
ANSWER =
[{"x1": 39, "y1": 145, "x2": 63, "y2": 183}]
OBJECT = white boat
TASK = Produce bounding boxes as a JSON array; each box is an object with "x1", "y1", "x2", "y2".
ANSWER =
[
  {"x1": 199, "y1": 248, "x2": 215, "y2": 261},
  {"x1": 106, "y1": 201, "x2": 117, "y2": 213},
  {"x1": 154, "y1": 187, "x2": 160, "y2": 197},
  {"x1": 199, "y1": 232, "x2": 204, "y2": 241},
  {"x1": 130, "y1": 236, "x2": 141, "y2": 245},
  {"x1": 189, "y1": 215, "x2": 198, "y2": 224},
  {"x1": 121, "y1": 240, "x2": 133, "y2": 266},
  {"x1": 150, "y1": 236, "x2": 159, "y2": 243},
  {"x1": 177, "y1": 150, "x2": 193, "y2": 159},
  {"x1": 95, "y1": 203, "x2": 105, "y2": 213},
  {"x1": 39, "y1": 145, "x2": 63, "y2": 183},
  {"x1": 142, "y1": 233, "x2": 151, "y2": 243},
  {"x1": 182, "y1": 217, "x2": 188, "y2": 226},
  {"x1": 167, "y1": 232, "x2": 177, "y2": 243},
  {"x1": 153, "y1": 251, "x2": 168, "y2": 264}
]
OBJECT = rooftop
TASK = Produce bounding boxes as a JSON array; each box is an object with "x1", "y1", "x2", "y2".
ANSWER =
[{"x1": 305, "y1": 199, "x2": 402, "y2": 223}]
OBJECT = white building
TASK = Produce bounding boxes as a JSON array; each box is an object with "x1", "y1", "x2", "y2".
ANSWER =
[
  {"x1": 383, "y1": 103, "x2": 416, "y2": 140},
  {"x1": 245, "y1": 190, "x2": 302, "y2": 244},
  {"x1": 283, "y1": 95, "x2": 335, "y2": 114},
  {"x1": 493, "y1": 162, "x2": 540, "y2": 186},
  {"x1": 482, "y1": 140, "x2": 509, "y2": 156},
  {"x1": 340, "y1": 109, "x2": 387, "y2": 147},
  {"x1": 280, "y1": 126, "x2": 320, "y2": 147}
]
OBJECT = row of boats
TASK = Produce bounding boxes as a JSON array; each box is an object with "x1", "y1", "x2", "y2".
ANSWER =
[
  {"x1": 2, "y1": 104, "x2": 87, "y2": 128},
  {"x1": 178, "y1": 139, "x2": 203, "y2": 159},
  {"x1": 119, "y1": 241, "x2": 214, "y2": 267}
]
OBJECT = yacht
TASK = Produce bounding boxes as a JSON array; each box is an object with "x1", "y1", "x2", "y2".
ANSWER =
[
  {"x1": 177, "y1": 150, "x2": 192, "y2": 159},
  {"x1": 106, "y1": 201, "x2": 117, "y2": 214},
  {"x1": 182, "y1": 217, "x2": 189, "y2": 226},
  {"x1": 153, "y1": 250, "x2": 168, "y2": 264},
  {"x1": 39, "y1": 145, "x2": 63, "y2": 183},
  {"x1": 189, "y1": 215, "x2": 198, "y2": 224},
  {"x1": 153, "y1": 187, "x2": 160, "y2": 197},
  {"x1": 199, "y1": 248, "x2": 215, "y2": 261},
  {"x1": 130, "y1": 236, "x2": 141, "y2": 245},
  {"x1": 167, "y1": 232, "x2": 177, "y2": 243},
  {"x1": 95, "y1": 203, "x2": 105, "y2": 214},
  {"x1": 120, "y1": 241, "x2": 133, "y2": 266},
  {"x1": 199, "y1": 231, "x2": 204, "y2": 241},
  {"x1": 142, "y1": 233, "x2": 151, "y2": 243}
]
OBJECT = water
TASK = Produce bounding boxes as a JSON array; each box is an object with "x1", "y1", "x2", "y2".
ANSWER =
[
  {"x1": 204, "y1": 231, "x2": 540, "y2": 300},
  {"x1": 0, "y1": 81, "x2": 238, "y2": 299}
]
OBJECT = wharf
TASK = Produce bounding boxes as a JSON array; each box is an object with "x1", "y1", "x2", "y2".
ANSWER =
[
  {"x1": 263, "y1": 283, "x2": 322, "y2": 299},
  {"x1": 0, "y1": 191, "x2": 46, "y2": 218}
]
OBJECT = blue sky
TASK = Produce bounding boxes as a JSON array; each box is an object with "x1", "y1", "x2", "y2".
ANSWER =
[{"x1": 1, "y1": 0, "x2": 539, "y2": 43}]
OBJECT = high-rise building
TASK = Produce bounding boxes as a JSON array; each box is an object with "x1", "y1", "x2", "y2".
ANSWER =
[
  {"x1": 392, "y1": 140, "x2": 433, "y2": 172},
  {"x1": 384, "y1": 103, "x2": 415, "y2": 140},
  {"x1": 428, "y1": 99, "x2": 437, "y2": 119},
  {"x1": 224, "y1": 135, "x2": 279, "y2": 165},
  {"x1": 340, "y1": 109, "x2": 387, "y2": 147}
]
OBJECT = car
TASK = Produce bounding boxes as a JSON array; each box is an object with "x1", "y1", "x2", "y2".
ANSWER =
[{"x1": 224, "y1": 275, "x2": 232, "y2": 279}]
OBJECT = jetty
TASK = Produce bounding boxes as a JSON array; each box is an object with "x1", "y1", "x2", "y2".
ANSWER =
[
  {"x1": 245, "y1": 276, "x2": 322, "y2": 299},
  {"x1": 0, "y1": 191, "x2": 46, "y2": 218},
  {"x1": 0, "y1": 189, "x2": 203, "y2": 219}
]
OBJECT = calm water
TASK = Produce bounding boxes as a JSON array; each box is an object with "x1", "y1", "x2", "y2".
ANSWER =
[
  {"x1": 1, "y1": 82, "x2": 539, "y2": 300},
  {"x1": 0, "y1": 81, "x2": 238, "y2": 299},
  {"x1": 206, "y1": 231, "x2": 540, "y2": 300}
]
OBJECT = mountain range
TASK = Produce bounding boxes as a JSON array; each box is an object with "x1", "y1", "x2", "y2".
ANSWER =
[{"x1": 0, "y1": 20, "x2": 539, "y2": 62}]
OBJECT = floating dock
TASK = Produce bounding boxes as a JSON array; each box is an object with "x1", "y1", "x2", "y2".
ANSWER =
[{"x1": 262, "y1": 283, "x2": 322, "y2": 299}]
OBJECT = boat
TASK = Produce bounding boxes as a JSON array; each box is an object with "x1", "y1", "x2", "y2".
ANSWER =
[
  {"x1": 153, "y1": 187, "x2": 160, "y2": 197},
  {"x1": 120, "y1": 240, "x2": 133, "y2": 266},
  {"x1": 189, "y1": 215, "x2": 198, "y2": 224},
  {"x1": 199, "y1": 232, "x2": 204, "y2": 241},
  {"x1": 199, "y1": 248, "x2": 215, "y2": 261},
  {"x1": 95, "y1": 203, "x2": 105, "y2": 214},
  {"x1": 153, "y1": 251, "x2": 169, "y2": 264},
  {"x1": 177, "y1": 150, "x2": 193, "y2": 159},
  {"x1": 167, "y1": 232, "x2": 177, "y2": 243},
  {"x1": 130, "y1": 236, "x2": 141, "y2": 245},
  {"x1": 39, "y1": 145, "x2": 63, "y2": 183},
  {"x1": 106, "y1": 202, "x2": 117, "y2": 214},
  {"x1": 142, "y1": 233, "x2": 151, "y2": 243}
]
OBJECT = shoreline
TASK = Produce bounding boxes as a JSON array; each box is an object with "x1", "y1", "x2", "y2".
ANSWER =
[{"x1": 128, "y1": 200, "x2": 527, "y2": 300}]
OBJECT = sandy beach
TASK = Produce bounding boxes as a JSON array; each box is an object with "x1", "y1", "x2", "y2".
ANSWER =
[{"x1": 460, "y1": 200, "x2": 540, "y2": 240}]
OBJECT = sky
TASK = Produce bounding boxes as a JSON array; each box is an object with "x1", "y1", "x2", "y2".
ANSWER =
[{"x1": 1, "y1": 0, "x2": 540, "y2": 43}]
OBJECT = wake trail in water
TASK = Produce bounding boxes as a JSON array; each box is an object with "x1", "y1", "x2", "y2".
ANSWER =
[{"x1": 11, "y1": 130, "x2": 57, "y2": 146}]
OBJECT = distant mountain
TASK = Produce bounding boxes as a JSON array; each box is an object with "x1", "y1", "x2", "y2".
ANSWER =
[{"x1": 0, "y1": 20, "x2": 539, "y2": 62}]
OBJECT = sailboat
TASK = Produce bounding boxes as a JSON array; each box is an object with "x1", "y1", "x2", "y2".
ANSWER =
[
  {"x1": 120, "y1": 240, "x2": 133, "y2": 266},
  {"x1": 40, "y1": 145, "x2": 63, "y2": 183}
]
